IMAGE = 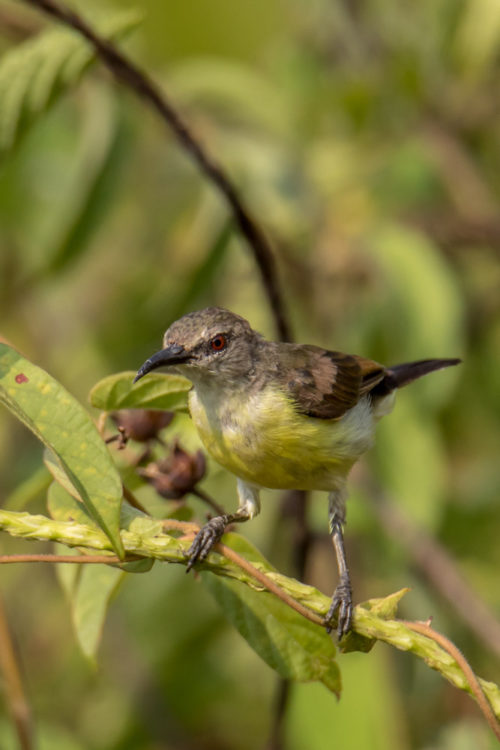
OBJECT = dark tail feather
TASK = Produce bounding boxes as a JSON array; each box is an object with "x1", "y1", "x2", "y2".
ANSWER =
[{"x1": 373, "y1": 358, "x2": 461, "y2": 396}]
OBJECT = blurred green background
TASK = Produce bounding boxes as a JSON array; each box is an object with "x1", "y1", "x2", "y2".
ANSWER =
[{"x1": 0, "y1": 0, "x2": 499, "y2": 747}]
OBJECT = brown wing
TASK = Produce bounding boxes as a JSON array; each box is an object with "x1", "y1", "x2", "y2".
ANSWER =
[
  {"x1": 353, "y1": 355, "x2": 387, "y2": 395},
  {"x1": 283, "y1": 346, "x2": 385, "y2": 420}
]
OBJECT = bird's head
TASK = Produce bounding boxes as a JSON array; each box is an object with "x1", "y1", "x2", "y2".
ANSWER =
[{"x1": 134, "y1": 308, "x2": 262, "y2": 387}]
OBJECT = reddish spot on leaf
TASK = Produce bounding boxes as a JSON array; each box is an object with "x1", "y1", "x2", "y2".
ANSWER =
[{"x1": 15, "y1": 373, "x2": 29, "y2": 384}]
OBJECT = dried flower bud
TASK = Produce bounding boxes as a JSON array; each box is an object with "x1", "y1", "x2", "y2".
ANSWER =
[
  {"x1": 111, "y1": 410, "x2": 173, "y2": 443},
  {"x1": 139, "y1": 442, "x2": 206, "y2": 499}
]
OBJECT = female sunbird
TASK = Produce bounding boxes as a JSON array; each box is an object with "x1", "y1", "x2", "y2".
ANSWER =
[{"x1": 135, "y1": 308, "x2": 460, "y2": 638}]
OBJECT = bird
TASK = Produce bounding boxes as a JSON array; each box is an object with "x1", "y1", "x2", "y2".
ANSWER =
[{"x1": 134, "y1": 307, "x2": 460, "y2": 638}]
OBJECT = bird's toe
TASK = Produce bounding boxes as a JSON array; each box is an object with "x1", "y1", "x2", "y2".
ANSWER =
[
  {"x1": 325, "y1": 580, "x2": 353, "y2": 639},
  {"x1": 186, "y1": 517, "x2": 227, "y2": 572}
]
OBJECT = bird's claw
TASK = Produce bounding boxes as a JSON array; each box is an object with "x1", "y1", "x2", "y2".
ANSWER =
[
  {"x1": 324, "y1": 579, "x2": 353, "y2": 640},
  {"x1": 186, "y1": 516, "x2": 227, "y2": 572}
]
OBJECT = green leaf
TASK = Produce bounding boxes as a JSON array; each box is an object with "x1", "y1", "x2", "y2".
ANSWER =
[
  {"x1": 45, "y1": 106, "x2": 131, "y2": 276},
  {"x1": 3, "y1": 465, "x2": 51, "y2": 511},
  {"x1": 340, "y1": 589, "x2": 409, "y2": 654},
  {"x1": 0, "y1": 9, "x2": 142, "y2": 154},
  {"x1": 47, "y1": 479, "x2": 97, "y2": 528},
  {"x1": 362, "y1": 588, "x2": 410, "y2": 618},
  {"x1": 287, "y1": 651, "x2": 406, "y2": 750},
  {"x1": 204, "y1": 572, "x2": 341, "y2": 696},
  {"x1": 89, "y1": 371, "x2": 191, "y2": 411},
  {"x1": 48, "y1": 481, "x2": 154, "y2": 573},
  {"x1": 0, "y1": 344, "x2": 124, "y2": 557},
  {"x1": 53, "y1": 544, "x2": 81, "y2": 602},
  {"x1": 214, "y1": 533, "x2": 329, "y2": 614},
  {"x1": 48, "y1": 482, "x2": 132, "y2": 661},
  {"x1": 72, "y1": 563, "x2": 123, "y2": 662}
]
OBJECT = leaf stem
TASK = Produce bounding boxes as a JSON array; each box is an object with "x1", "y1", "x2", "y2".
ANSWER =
[
  {"x1": 190, "y1": 487, "x2": 229, "y2": 517},
  {"x1": 216, "y1": 540, "x2": 324, "y2": 626}
]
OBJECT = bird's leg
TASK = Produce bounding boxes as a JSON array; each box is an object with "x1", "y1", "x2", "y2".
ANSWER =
[
  {"x1": 325, "y1": 490, "x2": 353, "y2": 639},
  {"x1": 186, "y1": 479, "x2": 260, "y2": 572},
  {"x1": 186, "y1": 507, "x2": 250, "y2": 572}
]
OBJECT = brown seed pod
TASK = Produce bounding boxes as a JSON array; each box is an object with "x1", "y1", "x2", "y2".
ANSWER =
[
  {"x1": 110, "y1": 410, "x2": 174, "y2": 444},
  {"x1": 138, "y1": 441, "x2": 206, "y2": 499}
]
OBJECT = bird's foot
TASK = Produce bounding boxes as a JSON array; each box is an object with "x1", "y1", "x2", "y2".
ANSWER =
[
  {"x1": 324, "y1": 578, "x2": 353, "y2": 639},
  {"x1": 186, "y1": 516, "x2": 227, "y2": 572}
]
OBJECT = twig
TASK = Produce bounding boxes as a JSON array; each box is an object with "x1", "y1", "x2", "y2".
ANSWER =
[
  {"x1": 0, "y1": 6, "x2": 42, "y2": 40},
  {"x1": 402, "y1": 620, "x2": 500, "y2": 743},
  {"x1": 166, "y1": 519, "x2": 324, "y2": 625},
  {"x1": 0, "y1": 511, "x2": 499, "y2": 728},
  {"x1": 0, "y1": 554, "x2": 122, "y2": 564},
  {"x1": 422, "y1": 119, "x2": 498, "y2": 221},
  {"x1": 0, "y1": 530, "x2": 323, "y2": 627},
  {"x1": 190, "y1": 487, "x2": 226, "y2": 517},
  {"x1": 408, "y1": 212, "x2": 500, "y2": 258},
  {"x1": 216, "y1": 540, "x2": 324, "y2": 626},
  {"x1": 161, "y1": 519, "x2": 200, "y2": 534},
  {"x1": 270, "y1": 489, "x2": 313, "y2": 749},
  {"x1": 122, "y1": 484, "x2": 148, "y2": 514},
  {"x1": 15, "y1": 9, "x2": 298, "y2": 742},
  {"x1": 372, "y1": 492, "x2": 500, "y2": 660},
  {"x1": 266, "y1": 680, "x2": 290, "y2": 750},
  {"x1": 20, "y1": 0, "x2": 291, "y2": 342},
  {"x1": 0, "y1": 595, "x2": 34, "y2": 750}
]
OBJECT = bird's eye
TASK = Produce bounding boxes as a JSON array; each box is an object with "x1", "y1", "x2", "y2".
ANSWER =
[{"x1": 210, "y1": 335, "x2": 227, "y2": 352}]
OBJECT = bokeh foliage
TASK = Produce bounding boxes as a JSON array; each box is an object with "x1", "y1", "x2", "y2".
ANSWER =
[{"x1": 0, "y1": 0, "x2": 499, "y2": 748}]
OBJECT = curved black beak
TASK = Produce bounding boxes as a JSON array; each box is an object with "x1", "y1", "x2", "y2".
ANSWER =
[{"x1": 134, "y1": 344, "x2": 189, "y2": 383}]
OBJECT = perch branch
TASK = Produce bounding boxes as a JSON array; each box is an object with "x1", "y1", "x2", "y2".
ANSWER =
[{"x1": 0, "y1": 508, "x2": 499, "y2": 732}]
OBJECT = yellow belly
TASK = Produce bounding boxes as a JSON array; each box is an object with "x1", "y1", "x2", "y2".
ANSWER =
[{"x1": 188, "y1": 385, "x2": 376, "y2": 491}]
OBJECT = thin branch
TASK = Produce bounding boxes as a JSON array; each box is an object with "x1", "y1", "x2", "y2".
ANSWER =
[
  {"x1": 161, "y1": 519, "x2": 199, "y2": 533},
  {"x1": 190, "y1": 487, "x2": 227, "y2": 517},
  {"x1": 0, "y1": 510, "x2": 499, "y2": 727},
  {"x1": 14, "y1": 11, "x2": 299, "y2": 745},
  {"x1": 216, "y1": 540, "x2": 324, "y2": 626},
  {"x1": 20, "y1": 0, "x2": 291, "y2": 342},
  {"x1": 0, "y1": 595, "x2": 34, "y2": 750},
  {"x1": 169, "y1": 519, "x2": 323, "y2": 625},
  {"x1": 269, "y1": 489, "x2": 313, "y2": 750},
  {"x1": 122, "y1": 484, "x2": 148, "y2": 514},
  {"x1": 408, "y1": 212, "x2": 500, "y2": 258},
  {"x1": 266, "y1": 680, "x2": 290, "y2": 750},
  {"x1": 422, "y1": 119, "x2": 498, "y2": 221},
  {"x1": 402, "y1": 620, "x2": 500, "y2": 743},
  {"x1": 0, "y1": 554, "x2": 122, "y2": 564},
  {"x1": 0, "y1": 6, "x2": 42, "y2": 40}
]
